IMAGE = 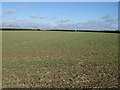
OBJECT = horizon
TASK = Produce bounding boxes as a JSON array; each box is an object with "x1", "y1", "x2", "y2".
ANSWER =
[
  {"x1": 1, "y1": 26, "x2": 119, "y2": 30},
  {"x1": 1, "y1": 2, "x2": 118, "y2": 30}
]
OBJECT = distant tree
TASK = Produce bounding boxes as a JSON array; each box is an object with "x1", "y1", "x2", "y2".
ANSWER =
[{"x1": 37, "y1": 29, "x2": 41, "y2": 31}]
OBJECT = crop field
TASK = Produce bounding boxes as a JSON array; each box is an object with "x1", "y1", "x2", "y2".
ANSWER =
[{"x1": 2, "y1": 31, "x2": 119, "y2": 88}]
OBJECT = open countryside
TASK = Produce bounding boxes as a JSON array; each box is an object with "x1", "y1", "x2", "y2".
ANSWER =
[
  {"x1": 3, "y1": 31, "x2": 118, "y2": 88},
  {"x1": 2, "y1": 1, "x2": 119, "y2": 88}
]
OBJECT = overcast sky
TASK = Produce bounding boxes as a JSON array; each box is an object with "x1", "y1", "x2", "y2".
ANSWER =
[{"x1": 1, "y1": 2, "x2": 118, "y2": 30}]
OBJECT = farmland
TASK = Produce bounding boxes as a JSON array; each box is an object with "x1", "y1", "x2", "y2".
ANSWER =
[{"x1": 2, "y1": 31, "x2": 119, "y2": 88}]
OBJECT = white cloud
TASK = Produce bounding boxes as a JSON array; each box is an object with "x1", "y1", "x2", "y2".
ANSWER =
[
  {"x1": 5, "y1": 9, "x2": 15, "y2": 14},
  {"x1": 17, "y1": 5, "x2": 27, "y2": 8},
  {"x1": 2, "y1": 19, "x2": 51, "y2": 29},
  {"x1": 101, "y1": 15, "x2": 118, "y2": 26},
  {"x1": 30, "y1": 13, "x2": 48, "y2": 19},
  {"x1": 31, "y1": 14, "x2": 39, "y2": 18},
  {"x1": 101, "y1": 15, "x2": 110, "y2": 19},
  {"x1": 59, "y1": 19, "x2": 70, "y2": 23},
  {"x1": 105, "y1": 18, "x2": 118, "y2": 24},
  {"x1": 2, "y1": 17, "x2": 118, "y2": 30},
  {"x1": 39, "y1": 16, "x2": 48, "y2": 19},
  {"x1": 101, "y1": 15, "x2": 118, "y2": 23},
  {"x1": 0, "y1": 14, "x2": 3, "y2": 18},
  {"x1": 100, "y1": 15, "x2": 118, "y2": 29},
  {"x1": 56, "y1": 20, "x2": 117, "y2": 30}
]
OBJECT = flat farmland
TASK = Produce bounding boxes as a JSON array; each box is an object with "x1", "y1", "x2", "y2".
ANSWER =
[{"x1": 2, "y1": 31, "x2": 119, "y2": 88}]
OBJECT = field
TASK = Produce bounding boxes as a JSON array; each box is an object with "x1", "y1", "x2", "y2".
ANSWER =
[{"x1": 2, "y1": 31, "x2": 119, "y2": 88}]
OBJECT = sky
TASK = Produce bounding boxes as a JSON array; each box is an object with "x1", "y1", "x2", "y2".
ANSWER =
[
  {"x1": 1, "y1": 2, "x2": 118, "y2": 30},
  {"x1": 2, "y1": 0, "x2": 120, "y2": 2}
]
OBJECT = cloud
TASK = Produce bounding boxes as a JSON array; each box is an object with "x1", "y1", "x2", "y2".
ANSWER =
[
  {"x1": 30, "y1": 13, "x2": 48, "y2": 19},
  {"x1": 31, "y1": 14, "x2": 39, "y2": 18},
  {"x1": 101, "y1": 15, "x2": 118, "y2": 25},
  {"x1": 17, "y1": 5, "x2": 27, "y2": 8},
  {"x1": 59, "y1": 19, "x2": 70, "y2": 23},
  {"x1": 0, "y1": 14, "x2": 3, "y2": 18},
  {"x1": 39, "y1": 16, "x2": 48, "y2": 19},
  {"x1": 5, "y1": 9, "x2": 15, "y2": 14},
  {"x1": 100, "y1": 15, "x2": 118, "y2": 29},
  {"x1": 101, "y1": 15, "x2": 110, "y2": 19},
  {"x1": 104, "y1": 18, "x2": 118, "y2": 24},
  {"x1": 56, "y1": 20, "x2": 117, "y2": 30},
  {"x1": 2, "y1": 19, "x2": 52, "y2": 29},
  {"x1": 2, "y1": 18, "x2": 118, "y2": 30},
  {"x1": 3, "y1": 19, "x2": 38, "y2": 28}
]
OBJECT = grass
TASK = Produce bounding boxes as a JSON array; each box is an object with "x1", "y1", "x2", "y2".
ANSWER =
[{"x1": 2, "y1": 31, "x2": 119, "y2": 88}]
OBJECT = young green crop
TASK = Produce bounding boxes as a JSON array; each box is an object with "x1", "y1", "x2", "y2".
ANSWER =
[{"x1": 2, "y1": 31, "x2": 118, "y2": 88}]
